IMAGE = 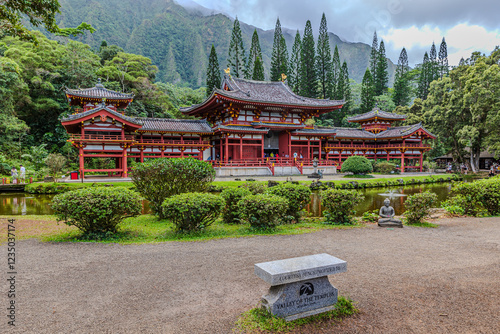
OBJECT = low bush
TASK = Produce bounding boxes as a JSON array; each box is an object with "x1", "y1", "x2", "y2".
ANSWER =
[
  {"x1": 362, "y1": 209, "x2": 379, "y2": 223},
  {"x1": 403, "y1": 191, "x2": 438, "y2": 224},
  {"x1": 267, "y1": 183, "x2": 312, "y2": 222},
  {"x1": 25, "y1": 183, "x2": 72, "y2": 194},
  {"x1": 220, "y1": 187, "x2": 251, "y2": 224},
  {"x1": 341, "y1": 156, "x2": 373, "y2": 175},
  {"x1": 446, "y1": 177, "x2": 500, "y2": 216},
  {"x1": 321, "y1": 189, "x2": 364, "y2": 225},
  {"x1": 132, "y1": 158, "x2": 215, "y2": 219},
  {"x1": 51, "y1": 187, "x2": 142, "y2": 235},
  {"x1": 240, "y1": 182, "x2": 266, "y2": 195},
  {"x1": 238, "y1": 194, "x2": 288, "y2": 229},
  {"x1": 162, "y1": 192, "x2": 225, "y2": 232},
  {"x1": 375, "y1": 161, "x2": 397, "y2": 174}
]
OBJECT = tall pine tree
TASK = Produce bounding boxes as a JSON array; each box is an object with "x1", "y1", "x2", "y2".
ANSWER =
[
  {"x1": 247, "y1": 29, "x2": 263, "y2": 79},
  {"x1": 206, "y1": 44, "x2": 221, "y2": 97},
  {"x1": 369, "y1": 31, "x2": 378, "y2": 78},
  {"x1": 340, "y1": 61, "x2": 352, "y2": 115},
  {"x1": 331, "y1": 45, "x2": 341, "y2": 99},
  {"x1": 360, "y1": 68, "x2": 375, "y2": 113},
  {"x1": 429, "y1": 42, "x2": 439, "y2": 82},
  {"x1": 374, "y1": 40, "x2": 388, "y2": 95},
  {"x1": 227, "y1": 17, "x2": 247, "y2": 78},
  {"x1": 392, "y1": 47, "x2": 411, "y2": 106},
  {"x1": 417, "y1": 52, "x2": 430, "y2": 100},
  {"x1": 252, "y1": 56, "x2": 265, "y2": 81},
  {"x1": 270, "y1": 18, "x2": 288, "y2": 81},
  {"x1": 316, "y1": 13, "x2": 332, "y2": 99},
  {"x1": 289, "y1": 30, "x2": 301, "y2": 93},
  {"x1": 438, "y1": 37, "x2": 449, "y2": 78},
  {"x1": 299, "y1": 20, "x2": 317, "y2": 97}
]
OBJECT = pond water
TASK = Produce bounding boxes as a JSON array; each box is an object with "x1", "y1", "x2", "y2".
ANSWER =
[{"x1": 0, "y1": 183, "x2": 452, "y2": 217}]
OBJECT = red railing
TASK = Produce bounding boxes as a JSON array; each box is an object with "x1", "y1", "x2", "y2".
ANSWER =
[
  {"x1": 136, "y1": 139, "x2": 209, "y2": 146},
  {"x1": 209, "y1": 158, "x2": 338, "y2": 175},
  {"x1": 69, "y1": 134, "x2": 135, "y2": 141}
]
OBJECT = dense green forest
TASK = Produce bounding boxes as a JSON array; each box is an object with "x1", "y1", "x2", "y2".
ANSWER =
[{"x1": 29, "y1": 0, "x2": 395, "y2": 87}]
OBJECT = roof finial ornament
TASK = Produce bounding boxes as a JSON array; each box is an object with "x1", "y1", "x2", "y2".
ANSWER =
[
  {"x1": 96, "y1": 77, "x2": 104, "y2": 88},
  {"x1": 281, "y1": 73, "x2": 287, "y2": 82},
  {"x1": 224, "y1": 68, "x2": 231, "y2": 77}
]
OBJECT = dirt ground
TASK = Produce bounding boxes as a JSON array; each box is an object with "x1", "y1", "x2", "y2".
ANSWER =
[{"x1": 1, "y1": 216, "x2": 499, "y2": 334}]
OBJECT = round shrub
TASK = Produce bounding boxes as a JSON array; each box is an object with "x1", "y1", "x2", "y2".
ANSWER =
[
  {"x1": 321, "y1": 188, "x2": 364, "y2": 225},
  {"x1": 162, "y1": 192, "x2": 225, "y2": 232},
  {"x1": 240, "y1": 182, "x2": 266, "y2": 195},
  {"x1": 267, "y1": 183, "x2": 312, "y2": 222},
  {"x1": 51, "y1": 187, "x2": 142, "y2": 235},
  {"x1": 238, "y1": 194, "x2": 288, "y2": 229},
  {"x1": 403, "y1": 191, "x2": 438, "y2": 224},
  {"x1": 220, "y1": 187, "x2": 251, "y2": 224},
  {"x1": 375, "y1": 161, "x2": 397, "y2": 174},
  {"x1": 132, "y1": 158, "x2": 215, "y2": 219},
  {"x1": 341, "y1": 156, "x2": 373, "y2": 175}
]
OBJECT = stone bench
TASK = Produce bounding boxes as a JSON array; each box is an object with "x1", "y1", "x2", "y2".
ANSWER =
[{"x1": 255, "y1": 253, "x2": 347, "y2": 321}]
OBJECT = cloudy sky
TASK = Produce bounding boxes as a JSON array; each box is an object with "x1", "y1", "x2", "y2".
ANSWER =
[{"x1": 179, "y1": 0, "x2": 500, "y2": 66}]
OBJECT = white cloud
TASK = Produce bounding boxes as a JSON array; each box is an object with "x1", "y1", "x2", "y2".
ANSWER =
[{"x1": 381, "y1": 24, "x2": 500, "y2": 65}]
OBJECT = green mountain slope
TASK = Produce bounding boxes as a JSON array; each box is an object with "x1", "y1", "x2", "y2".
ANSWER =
[{"x1": 51, "y1": 0, "x2": 394, "y2": 87}]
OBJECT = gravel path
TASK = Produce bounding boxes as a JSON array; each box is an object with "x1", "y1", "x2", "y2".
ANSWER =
[{"x1": 2, "y1": 217, "x2": 499, "y2": 334}]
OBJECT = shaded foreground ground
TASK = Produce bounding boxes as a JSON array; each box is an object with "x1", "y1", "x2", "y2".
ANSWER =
[{"x1": 2, "y1": 217, "x2": 499, "y2": 333}]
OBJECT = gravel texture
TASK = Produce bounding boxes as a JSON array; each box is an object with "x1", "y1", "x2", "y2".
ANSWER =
[{"x1": 2, "y1": 217, "x2": 499, "y2": 334}]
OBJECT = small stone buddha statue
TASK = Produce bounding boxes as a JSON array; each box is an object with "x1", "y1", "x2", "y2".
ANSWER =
[{"x1": 378, "y1": 198, "x2": 403, "y2": 228}]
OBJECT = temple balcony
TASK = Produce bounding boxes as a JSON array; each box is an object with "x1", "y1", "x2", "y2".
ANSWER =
[
  {"x1": 69, "y1": 134, "x2": 135, "y2": 143},
  {"x1": 135, "y1": 138, "x2": 210, "y2": 147}
]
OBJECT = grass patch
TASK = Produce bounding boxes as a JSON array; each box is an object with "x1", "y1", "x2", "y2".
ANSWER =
[
  {"x1": 31, "y1": 215, "x2": 363, "y2": 244},
  {"x1": 405, "y1": 221, "x2": 439, "y2": 228},
  {"x1": 234, "y1": 296, "x2": 358, "y2": 333},
  {"x1": 343, "y1": 174, "x2": 375, "y2": 178}
]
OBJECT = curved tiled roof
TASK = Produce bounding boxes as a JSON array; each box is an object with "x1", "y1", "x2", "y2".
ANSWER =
[
  {"x1": 61, "y1": 105, "x2": 141, "y2": 125},
  {"x1": 376, "y1": 123, "x2": 435, "y2": 139},
  {"x1": 137, "y1": 118, "x2": 212, "y2": 133},
  {"x1": 347, "y1": 107, "x2": 406, "y2": 122},
  {"x1": 65, "y1": 80, "x2": 134, "y2": 100}
]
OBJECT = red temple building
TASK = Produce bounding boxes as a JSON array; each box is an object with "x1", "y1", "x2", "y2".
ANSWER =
[{"x1": 61, "y1": 76, "x2": 435, "y2": 178}]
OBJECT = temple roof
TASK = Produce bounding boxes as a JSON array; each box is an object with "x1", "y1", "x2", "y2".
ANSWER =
[
  {"x1": 181, "y1": 75, "x2": 344, "y2": 114},
  {"x1": 65, "y1": 79, "x2": 134, "y2": 101},
  {"x1": 347, "y1": 107, "x2": 406, "y2": 122},
  {"x1": 213, "y1": 125, "x2": 269, "y2": 134},
  {"x1": 334, "y1": 127, "x2": 377, "y2": 139},
  {"x1": 61, "y1": 105, "x2": 141, "y2": 125},
  {"x1": 376, "y1": 123, "x2": 435, "y2": 139},
  {"x1": 136, "y1": 118, "x2": 212, "y2": 134}
]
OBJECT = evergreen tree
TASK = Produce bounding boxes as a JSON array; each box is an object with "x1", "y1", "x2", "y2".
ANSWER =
[
  {"x1": 417, "y1": 52, "x2": 430, "y2": 100},
  {"x1": 270, "y1": 18, "x2": 288, "y2": 81},
  {"x1": 369, "y1": 31, "x2": 378, "y2": 78},
  {"x1": 316, "y1": 13, "x2": 333, "y2": 99},
  {"x1": 227, "y1": 17, "x2": 247, "y2": 78},
  {"x1": 279, "y1": 35, "x2": 289, "y2": 77},
  {"x1": 438, "y1": 37, "x2": 449, "y2": 78},
  {"x1": 429, "y1": 42, "x2": 439, "y2": 82},
  {"x1": 252, "y1": 56, "x2": 265, "y2": 81},
  {"x1": 331, "y1": 45, "x2": 341, "y2": 99},
  {"x1": 206, "y1": 44, "x2": 221, "y2": 97},
  {"x1": 247, "y1": 29, "x2": 263, "y2": 79},
  {"x1": 340, "y1": 61, "x2": 352, "y2": 115},
  {"x1": 299, "y1": 20, "x2": 317, "y2": 97},
  {"x1": 392, "y1": 47, "x2": 411, "y2": 106},
  {"x1": 289, "y1": 30, "x2": 301, "y2": 93},
  {"x1": 374, "y1": 40, "x2": 388, "y2": 95},
  {"x1": 360, "y1": 68, "x2": 375, "y2": 113}
]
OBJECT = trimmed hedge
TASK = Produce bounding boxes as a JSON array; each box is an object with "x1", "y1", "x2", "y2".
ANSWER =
[
  {"x1": 267, "y1": 183, "x2": 312, "y2": 222},
  {"x1": 162, "y1": 192, "x2": 225, "y2": 232},
  {"x1": 220, "y1": 187, "x2": 252, "y2": 224},
  {"x1": 238, "y1": 194, "x2": 288, "y2": 229},
  {"x1": 51, "y1": 187, "x2": 142, "y2": 235},
  {"x1": 321, "y1": 189, "x2": 364, "y2": 225},
  {"x1": 341, "y1": 156, "x2": 373, "y2": 174},
  {"x1": 403, "y1": 191, "x2": 438, "y2": 224},
  {"x1": 132, "y1": 158, "x2": 215, "y2": 219}
]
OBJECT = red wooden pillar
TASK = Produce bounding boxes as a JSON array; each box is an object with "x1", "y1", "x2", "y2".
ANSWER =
[
  {"x1": 419, "y1": 152, "x2": 423, "y2": 172},
  {"x1": 140, "y1": 148, "x2": 144, "y2": 163},
  {"x1": 123, "y1": 146, "x2": 128, "y2": 177},
  {"x1": 239, "y1": 135, "x2": 243, "y2": 160},
  {"x1": 225, "y1": 134, "x2": 229, "y2": 163},
  {"x1": 401, "y1": 152, "x2": 405, "y2": 173},
  {"x1": 307, "y1": 137, "x2": 311, "y2": 160},
  {"x1": 261, "y1": 134, "x2": 265, "y2": 160},
  {"x1": 318, "y1": 137, "x2": 322, "y2": 161},
  {"x1": 79, "y1": 146, "x2": 84, "y2": 179}
]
